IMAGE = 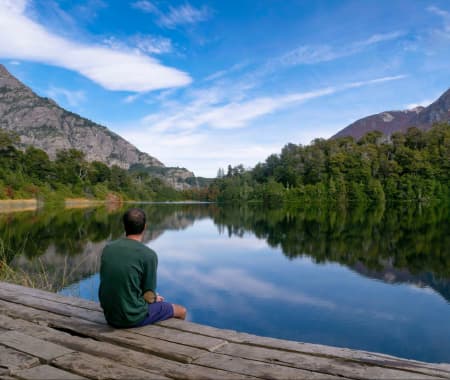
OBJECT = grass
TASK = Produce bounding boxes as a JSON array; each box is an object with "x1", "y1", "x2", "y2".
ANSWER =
[{"x1": 0, "y1": 239, "x2": 55, "y2": 291}]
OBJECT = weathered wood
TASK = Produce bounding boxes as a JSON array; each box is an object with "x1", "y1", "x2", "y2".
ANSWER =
[
  {"x1": 0, "y1": 282, "x2": 102, "y2": 312},
  {"x1": 216, "y1": 342, "x2": 443, "y2": 380},
  {"x1": 135, "y1": 323, "x2": 227, "y2": 351},
  {"x1": 53, "y1": 352, "x2": 170, "y2": 380},
  {"x1": 0, "y1": 299, "x2": 214, "y2": 364},
  {"x1": 0, "y1": 286, "x2": 106, "y2": 324},
  {"x1": 12, "y1": 365, "x2": 87, "y2": 380},
  {"x1": 0, "y1": 346, "x2": 39, "y2": 373},
  {"x1": 194, "y1": 352, "x2": 344, "y2": 379},
  {"x1": 1, "y1": 282, "x2": 449, "y2": 380},
  {"x1": 160, "y1": 318, "x2": 450, "y2": 378},
  {"x1": 0, "y1": 331, "x2": 74, "y2": 362},
  {"x1": 0, "y1": 314, "x2": 256, "y2": 380},
  {"x1": 99, "y1": 328, "x2": 209, "y2": 363}
]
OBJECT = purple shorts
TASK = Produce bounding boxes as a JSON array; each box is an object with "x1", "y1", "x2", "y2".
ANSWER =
[{"x1": 134, "y1": 301, "x2": 174, "y2": 327}]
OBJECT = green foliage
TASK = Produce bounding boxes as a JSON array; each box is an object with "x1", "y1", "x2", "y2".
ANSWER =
[
  {"x1": 208, "y1": 123, "x2": 450, "y2": 205},
  {"x1": 0, "y1": 128, "x2": 185, "y2": 202}
]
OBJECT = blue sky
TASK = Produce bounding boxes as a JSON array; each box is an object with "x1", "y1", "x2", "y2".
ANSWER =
[{"x1": 1, "y1": 0, "x2": 450, "y2": 177}]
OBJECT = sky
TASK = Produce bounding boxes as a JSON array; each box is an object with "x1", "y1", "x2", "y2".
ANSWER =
[{"x1": 1, "y1": 0, "x2": 450, "y2": 177}]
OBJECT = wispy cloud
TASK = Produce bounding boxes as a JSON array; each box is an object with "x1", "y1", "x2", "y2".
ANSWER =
[
  {"x1": 0, "y1": 0, "x2": 191, "y2": 92},
  {"x1": 141, "y1": 75, "x2": 405, "y2": 133},
  {"x1": 103, "y1": 34, "x2": 172, "y2": 55},
  {"x1": 131, "y1": 0, "x2": 157, "y2": 13},
  {"x1": 120, "y1": 75, "x2": 406, "y2": 175},
  {"x1": 276, "y1": 31, "x2": 405, "y2": 66},
  {"x1": 132, "y1": 1, "x2": 211, "y2": 28},
  {"x1": 427, "y1": 5, "x2": 450, "y2": 39},
  {"x1": 159, "y1": 266, "x2": 336, "y2": 309},
  {"x1": 46, "y1": 86, "x2": 86, "y2": 107}
]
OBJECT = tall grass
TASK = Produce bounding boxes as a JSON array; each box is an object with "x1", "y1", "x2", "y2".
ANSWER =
[{"x1": 0, "y1": 238, "x2": 55, "y2": 291}]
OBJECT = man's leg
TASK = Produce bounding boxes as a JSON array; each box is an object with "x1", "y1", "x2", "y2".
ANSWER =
[{"x1": 172, "y1": 304, "x2": 187, "y2": 320}]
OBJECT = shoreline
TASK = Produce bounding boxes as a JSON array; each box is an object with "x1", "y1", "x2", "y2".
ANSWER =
[{"x1": 0, "y1": 199, "x2": 37, "y2": 213}]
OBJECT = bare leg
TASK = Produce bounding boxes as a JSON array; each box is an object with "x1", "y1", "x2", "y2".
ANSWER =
[{"x1": 172, "y1": 304, "x2": 187, "y2": 320}]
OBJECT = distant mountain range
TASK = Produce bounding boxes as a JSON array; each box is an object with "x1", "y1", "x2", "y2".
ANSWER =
[
  {"x1": 0, "y1": 64, "x2": 197, "y2": 189},
  {"x1": 333, "y1": 88, "x2": 450, "y2": 140}
]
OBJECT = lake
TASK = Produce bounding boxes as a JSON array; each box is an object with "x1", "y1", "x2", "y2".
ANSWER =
[{"x1": 1, "y1": 202, "x2": 450, "y2": 363}]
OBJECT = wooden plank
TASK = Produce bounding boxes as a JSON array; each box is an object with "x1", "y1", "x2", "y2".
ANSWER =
[
  {"x1": 0, "y1": 286, "x2": 106, "y2": 324},
  {"x1": 161, "y1": 318, "x2": 450, "y2": 377},
  {"x1": 0, "y1": 300, "x2": 209, "y2": 364},
  {"x1": 0, "y1": 282, "x2": 102, "y2": 312},
  {"x1": 99, "y1": 328, "x2": 209, "y2": 363},
  {"x1": 0, "y1": 314, "x2": 256, "y2": 380},
  {"x1": 134, "y1": 324, "x2": 227, "y2": 351},
  {"x1": 13, "y1": 365, "x2": 87, "y2": 380},
  {"x1": 53, "y1": 352, "x2": 170, "y2": 380},
  {"x1": 0, "y1": 331, "x2": 74, "y2": 362},
  {"x1": 216, "y1": 342, "x2": 444, "y2": 380},
  {"x1": 1, "y1": 283, "x2": 449, "y2": 379},
  {"x1": 0, "y1": 346, "x2": 39, "y2": 373},
  {"x1": 194, "y1": 352, "x2": 344, "y2": 379}
]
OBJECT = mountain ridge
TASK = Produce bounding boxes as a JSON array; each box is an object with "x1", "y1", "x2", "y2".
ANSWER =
[{"x1": 333, "y1": 88, "x2": 450, "y2": 140}]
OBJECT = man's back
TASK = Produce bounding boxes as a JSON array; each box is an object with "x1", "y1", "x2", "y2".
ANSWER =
[{"x1": 99, "y1": 237, "x2": 158, "y2": 328}]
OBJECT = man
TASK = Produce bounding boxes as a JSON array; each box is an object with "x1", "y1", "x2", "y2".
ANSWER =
[{"x1": 99, "y1": 208, "x2": 186, "y2": 328}]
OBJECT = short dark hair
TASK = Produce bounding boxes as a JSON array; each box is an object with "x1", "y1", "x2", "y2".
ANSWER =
[{"x1": 123, "y1": 208, "x2": 146, "y2": 236}]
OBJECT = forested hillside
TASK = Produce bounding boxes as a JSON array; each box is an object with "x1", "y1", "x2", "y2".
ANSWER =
[
  {"x1": 206, "y1": 124, "x2": 450, "y2": 204},
  {"x1": 0, "y1": 128, "x2": 182, "y2": 201}
]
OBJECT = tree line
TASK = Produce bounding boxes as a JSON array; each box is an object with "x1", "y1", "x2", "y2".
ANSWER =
[
  {"x1": 205, "y1": 124, "x2": 450, "y2": 204},
  {"x1": 0, "y1": 128, "x2": 182, "y2": 201}
]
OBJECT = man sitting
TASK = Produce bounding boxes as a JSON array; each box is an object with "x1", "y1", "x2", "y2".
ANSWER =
[{"x1": 99, "y1": 208, "x2": 186, "y2": 328}]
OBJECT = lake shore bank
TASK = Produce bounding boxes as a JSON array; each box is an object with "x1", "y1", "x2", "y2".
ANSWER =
[{"x1": 0, "y1": 199, "x2": 37, "y2": 213}]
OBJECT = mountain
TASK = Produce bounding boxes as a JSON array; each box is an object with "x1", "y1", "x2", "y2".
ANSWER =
[
  {"x1": 333, "y1": 88, "x2": 450, "y2": 140},
  {"x1": 0, "y1": 64, "x2": 197, "y2": 189}
]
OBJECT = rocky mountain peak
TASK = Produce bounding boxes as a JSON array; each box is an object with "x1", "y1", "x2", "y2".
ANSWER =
[
  {"x1": 333, "y1": 87, "x2": 450, "y2": 140},
  {"x1": 0, "y1": 64, "x2": 28, "y2": 90}
]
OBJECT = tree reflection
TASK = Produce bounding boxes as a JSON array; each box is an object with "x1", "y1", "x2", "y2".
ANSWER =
[{"x1": 1, "y1": 202, "x2": 449, "y2": 299}]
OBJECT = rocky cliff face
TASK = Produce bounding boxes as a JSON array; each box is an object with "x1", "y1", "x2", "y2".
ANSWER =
[
  {"x1": 0, "y1": 64, "x2": 201, "y2": 189},
  {"x1": 0, "y1": 64, "x2": 163, "y2": 168},
  {"x1": 333, "y1": 88, "x2": 450, "y2": 140}
]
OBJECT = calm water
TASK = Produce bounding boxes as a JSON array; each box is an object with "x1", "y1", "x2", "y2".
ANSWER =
[{"x1": 1, "y1": 202, "x2": 450, "y2": 363}]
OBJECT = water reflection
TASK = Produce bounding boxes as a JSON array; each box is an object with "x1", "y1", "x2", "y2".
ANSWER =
[{"x1": 1, "y1": 202, "x2": 450, "y2": 362}]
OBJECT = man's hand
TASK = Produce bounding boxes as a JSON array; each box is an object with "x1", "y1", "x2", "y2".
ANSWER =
[{"x1": 143, "y1": 290, "x2": 165, "y2": 303}]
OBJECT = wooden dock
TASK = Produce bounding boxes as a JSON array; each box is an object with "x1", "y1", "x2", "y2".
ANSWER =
[{"x1": 0, "y1": 282, "x2": 449, "y2": 379}]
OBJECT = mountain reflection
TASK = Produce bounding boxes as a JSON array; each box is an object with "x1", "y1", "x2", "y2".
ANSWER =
[{"x1": 1, "y1": 202, "x2": 449, "y2": 301}]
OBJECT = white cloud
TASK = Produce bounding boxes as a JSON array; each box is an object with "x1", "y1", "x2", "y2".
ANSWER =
[
  {"x1": 159, "y1": 3, "x2": 211, "y2": 28},
  {"x1": 118, "y1": 75, "x2": 406, "y2": 176},
  {"x1": 121, "y1": 127, "x2": 281, "y2": 176},
  {"x1": 45, "y1": 87, "x2": 86, "y2": 107},
  {"x1": 0, "y1": 0, "x2": 191, "y2": 92},
  {"x1": 405, "y1": 98, "x2": 433, "y2": 109},
  {"x1": 159, "y1": 266, "x2": 336, "y2": 309},
  {"x1": 427, "y1": 5, "x2": 450, "y2": 39},
  {"x1": 141, "y1": 76, "x2": 405, "y2": 133},
  {"x1": 131, "y1": 34, "x2": 172, "y2": 55},
  {"x1": 132, "y1": 1, "x2": 211, "y2": 28},
  {"x1": 277, "y1": 31, "x2": 404, "y2": 66},
  {"x1": 131, "y1": 0, "x2": 157, "y2": 14},
  {"x1": 103, "y1": 34, "x2": 172, "y2": 57}
]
